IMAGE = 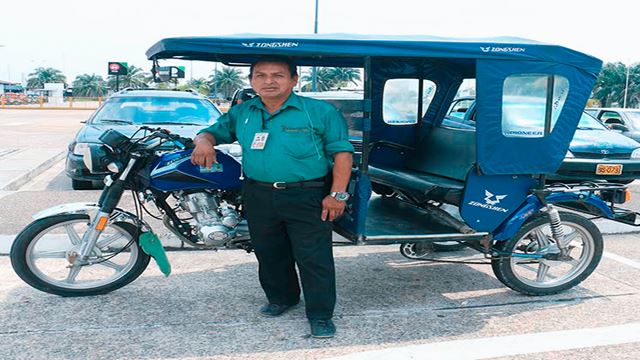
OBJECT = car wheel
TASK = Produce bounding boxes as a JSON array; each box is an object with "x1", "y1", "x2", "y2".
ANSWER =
[{"x1": 71, "y1": 179, "x2": 94, "y2": 190}]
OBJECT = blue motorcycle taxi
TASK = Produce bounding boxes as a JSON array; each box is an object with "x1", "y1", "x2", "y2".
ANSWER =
[{"x1": 10, "y1": 34, "x2": 639, "y2": 297}]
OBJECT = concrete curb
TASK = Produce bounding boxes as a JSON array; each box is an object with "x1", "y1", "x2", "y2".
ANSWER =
[{"x1": 0, "y1": 151, "x2": 66, "y2": 191}]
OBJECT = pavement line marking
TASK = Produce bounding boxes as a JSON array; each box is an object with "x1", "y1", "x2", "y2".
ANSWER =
[
  {"x1": 603, "y1": 251, "x2": 640, "y2": 270},
  {"x1": 325, "y1": 322, "x2": 640, "y2": 360}
]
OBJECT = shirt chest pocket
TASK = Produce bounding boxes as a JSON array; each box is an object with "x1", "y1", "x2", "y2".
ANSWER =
[{"x1": 281, "y1": 128, "x2": 318, "y2": 159}]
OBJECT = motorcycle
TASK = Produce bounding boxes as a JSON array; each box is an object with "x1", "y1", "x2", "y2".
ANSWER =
[{"x1": 10, "y1": 127, "x2": 251, "y2": 296}]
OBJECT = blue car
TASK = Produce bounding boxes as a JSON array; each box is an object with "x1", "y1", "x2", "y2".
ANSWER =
[{"x1": 445, "y1": 97, "x2": 640, "y2": 183}]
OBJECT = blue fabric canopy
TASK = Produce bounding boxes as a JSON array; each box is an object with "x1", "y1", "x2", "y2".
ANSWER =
[{"x1": 146, "y1": 34, "x2": 601, "y2": 76}]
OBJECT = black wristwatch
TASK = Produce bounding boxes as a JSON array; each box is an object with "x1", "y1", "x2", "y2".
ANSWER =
[{"x1": 330, "y1": 191, "x2": 350, "y2": 202}]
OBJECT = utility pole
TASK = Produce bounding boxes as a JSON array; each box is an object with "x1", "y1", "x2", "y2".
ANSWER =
[
  {"x1": 311, "y1": 0, "x2": 319, "y2": 92},
  {"x1": 624, "y1": 62, "x2": 630, "y2": 108}
]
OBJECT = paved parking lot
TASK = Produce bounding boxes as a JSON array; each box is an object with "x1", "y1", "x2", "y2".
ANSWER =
[{"x1": 2, "y1": 236, "x2": 640, "y2": 359}]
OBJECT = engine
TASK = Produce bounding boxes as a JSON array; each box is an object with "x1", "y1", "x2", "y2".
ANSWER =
[{"x1": 177, "y1": 191, "x2": 242, "y2": 247}]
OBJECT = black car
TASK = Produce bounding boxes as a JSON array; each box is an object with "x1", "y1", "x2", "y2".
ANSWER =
[
  {"x1": 66, "y1": 89, "x2": 222, "y2": 190},
  {"x1": 229, "y1": 88, "x2": 257, "y2": 107}
]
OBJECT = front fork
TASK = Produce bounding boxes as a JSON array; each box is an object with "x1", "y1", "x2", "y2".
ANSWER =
[{"x1": 78, "y1": 157, "x2": 138, "y2": 261}]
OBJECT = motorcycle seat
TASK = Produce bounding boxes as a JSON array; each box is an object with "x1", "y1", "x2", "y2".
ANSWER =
[{"x1": 368, "y1": 165, "x2": 464, "y2": 205}]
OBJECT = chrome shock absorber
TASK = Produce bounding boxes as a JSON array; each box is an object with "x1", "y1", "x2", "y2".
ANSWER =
[{"x1": 546, "y1": 204, "x2": 565, "y2": 245}]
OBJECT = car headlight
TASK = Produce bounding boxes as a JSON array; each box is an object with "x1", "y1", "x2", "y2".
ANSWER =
[
  {"x1": 565, "y1": 150, "x2": 575, "y2": 158},
  {"x1": 81, "y1": 144, "x2": 111, "y2": 173},
  {"x1": 631, "y1": 149, "x2": 640, "y2": 159},
  {"x1": 73, "y1": 142, "x2": 90, "y2": 156}
]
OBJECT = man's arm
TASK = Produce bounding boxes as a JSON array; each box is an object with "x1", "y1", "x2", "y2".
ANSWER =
[
  {"x1": 191, "y1": 110, "x2": 237, "y2": 168},
  {"x1": 322, "y1": 152, "x2": 353, "y2": 221},
  {"x1": 191, "y1": 132, "x2": 218, "y2": 168}
]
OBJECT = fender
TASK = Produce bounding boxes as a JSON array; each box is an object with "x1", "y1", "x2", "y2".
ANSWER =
[
  {"x1": 493, "y1": 192, "x2": 613, "y2": 241},
  {"x1": 33, "y1": 202, "x2": 152, "y2": 231}
]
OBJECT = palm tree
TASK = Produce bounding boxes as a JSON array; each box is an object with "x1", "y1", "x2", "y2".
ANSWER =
[
  {"x1": 26, "y1": 67, "x2": 66, "y2": 89},
  {"x1": 107, "y1": 65, "x2": 150, "y2": 90},
  {"x1": 186, "y1": 77, "x2": 210, "y2": 95},
  {"x1": 209, "y1": 67, "x2": 246, "y2": 98},
  {"x1": 300, "y1": 68, "x2": 335, "y2": 91},
  {"x1": 593, "y1": 62, "x2": 628, "y2": 107},
  {"x1": 72, "y1": 74, "x2": 108, "y2": 97},
  {"x1": 326, "y1": 67, "x2": 361, "y2": 88}
]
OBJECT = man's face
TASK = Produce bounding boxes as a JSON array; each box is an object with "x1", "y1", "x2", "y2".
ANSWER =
[{"x1": 250, "y1": 62, "x2": 298, "y2": 101}]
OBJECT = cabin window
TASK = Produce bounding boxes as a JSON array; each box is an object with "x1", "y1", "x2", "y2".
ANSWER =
[
  {"x1": 383, "y1": 79, "x2": 436, "y2": 125},
  {"x1": 501, "y1": 74, "x2": 569, "y2": 138}
]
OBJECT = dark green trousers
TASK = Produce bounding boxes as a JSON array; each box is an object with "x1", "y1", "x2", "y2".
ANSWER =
[{"x1": 243, "y1": 182, "x2": 335, "y2": 320}]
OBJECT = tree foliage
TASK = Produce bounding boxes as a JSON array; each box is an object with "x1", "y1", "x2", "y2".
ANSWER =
[
  {"x1": 26, "y1": 67, "x2": 66, "y2": 89},
  {"x1": 209, "y1": 67, "x2": 246, "y2": 98},
  {"x1": 593, "y1": 62, "x2": 640, "y2": 108},
  {"x1": 72, "y1": 74, "x2": 108, "y2": 97},
  {"x1": 301, "y1": 67, "x2": 361, "y2": 92}
]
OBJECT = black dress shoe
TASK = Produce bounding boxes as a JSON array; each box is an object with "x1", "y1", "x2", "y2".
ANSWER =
[
  {"x1": 259, "y1": 302, "x2": 298, "y2": 317},
  {"x1": 309, "y1": 319, "x2": 336, "y2": 338}
]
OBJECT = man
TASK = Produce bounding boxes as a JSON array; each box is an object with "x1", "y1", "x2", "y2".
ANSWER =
[{"x1": 191, "y1": 56, "x2": 354, "y2": 338}]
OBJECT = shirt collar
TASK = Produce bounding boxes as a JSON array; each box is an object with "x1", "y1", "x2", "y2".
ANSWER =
[{"x1": 249, "y1": 92, "x2": 303, "y2": 112}]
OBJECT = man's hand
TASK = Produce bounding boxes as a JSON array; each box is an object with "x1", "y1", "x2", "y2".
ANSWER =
[
  {"x1": 321, "y1": 196, "x2": 346, "y2": 221},
  {"x1": 190, "y1": 133, "x2": 217, "y2": 168}
]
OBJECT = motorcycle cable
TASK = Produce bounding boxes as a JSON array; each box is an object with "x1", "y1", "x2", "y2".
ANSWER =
[{"x1": 410, "y1": 257, "x2": 492, "y2": 265}]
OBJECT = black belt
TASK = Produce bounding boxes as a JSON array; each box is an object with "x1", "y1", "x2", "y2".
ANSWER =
[{"x1": 247, "y1": 177, "x2": 327, "y2": 189}]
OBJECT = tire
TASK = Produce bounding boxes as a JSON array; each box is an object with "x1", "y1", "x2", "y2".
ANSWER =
[
  {"x1": 432, "y1": 241, "x2": 466, "y2": 252},
  {"x1": 492, "y1": 212, "x2": 602, "y2": 296},
  {"x1": 72, "y1": 179, "x2": 94, "y2": 190},
  {"x1": 10, "y1": 214, "x2": 150, "y2": 297}
]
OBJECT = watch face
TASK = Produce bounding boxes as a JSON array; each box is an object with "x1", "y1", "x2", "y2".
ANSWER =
[{"x1": 334, "y1": 192, "x2": 350, "y2": 201}]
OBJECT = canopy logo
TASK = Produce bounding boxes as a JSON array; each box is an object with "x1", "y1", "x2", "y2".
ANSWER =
[
  {"x1": 467, "y1": 190, "x2": 509, "y2": 213},
  {"x1": 480, "y1": 46, "x2": 526, "y2": 53},
  {"x1": 241, "y1": 42, "x2": 299, "y2": 48}
]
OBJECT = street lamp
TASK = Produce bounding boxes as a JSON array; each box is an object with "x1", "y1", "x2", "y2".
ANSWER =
[{"x1": 311, "y1": 0, "x2": 319, "y2": 92}]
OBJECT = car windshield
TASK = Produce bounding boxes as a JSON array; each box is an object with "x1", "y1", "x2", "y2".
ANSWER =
[
  {"x1": 92, "y1": 96, "x2": 221, "y2": 125},
  {"x1": 577, "y1": 112, "x2": 607, "y2": 130}
]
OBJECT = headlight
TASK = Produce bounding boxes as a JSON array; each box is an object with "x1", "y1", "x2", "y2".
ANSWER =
[
  {"x1": 631, "y1": 149, "x2": 640, "y2": 159},
  {"x1": 81, "y1": 144, "x2": 111, "y2": 173},
  {"x1": 73, "y1": 142, "x2": 90, "y2": 156},
  {"x1": 565, "y1": 150, "x2": 574, "y2": 158}
]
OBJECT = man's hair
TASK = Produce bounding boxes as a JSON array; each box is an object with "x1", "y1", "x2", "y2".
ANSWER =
[{"x1": 249, "y1": 56, "x2": 298, "y2": 78}]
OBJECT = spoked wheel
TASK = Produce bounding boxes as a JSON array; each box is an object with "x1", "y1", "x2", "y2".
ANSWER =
[
  {"x1": 10, "y1": 214, "x2": 150, "y2": 297},
  {"x1": 492, "y1": 212, "x2": 602, "y2": 296},
  {"x1": 399, "y1": 242, "x2": 434, "y2": 259}
]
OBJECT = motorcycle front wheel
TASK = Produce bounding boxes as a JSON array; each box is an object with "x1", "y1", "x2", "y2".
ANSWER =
[{"x1": 10, "y1": 214, "x2": 150, "y2": 297}]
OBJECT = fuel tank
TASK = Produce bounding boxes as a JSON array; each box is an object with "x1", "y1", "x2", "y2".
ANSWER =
[{"x1": 149, "y1": 149, "x2": 243, "y2": 191}]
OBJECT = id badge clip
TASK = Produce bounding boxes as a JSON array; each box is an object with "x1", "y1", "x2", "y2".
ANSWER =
[{"x1": 251, "y1": 132, "x2": 269, "y2": 150}]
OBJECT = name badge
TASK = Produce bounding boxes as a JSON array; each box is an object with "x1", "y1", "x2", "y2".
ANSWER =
[{"x1": 251, "y1": 132, "x2": 269, "y2": 150}]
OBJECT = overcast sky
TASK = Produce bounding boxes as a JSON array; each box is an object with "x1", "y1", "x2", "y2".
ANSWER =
[{"x1": 1, "y1": 0, "x2": 638, "y2": 84}]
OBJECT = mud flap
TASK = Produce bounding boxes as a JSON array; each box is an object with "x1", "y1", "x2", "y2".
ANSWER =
[{"x1": 139, "y1": 232, "x2": 171, "y2": 277}]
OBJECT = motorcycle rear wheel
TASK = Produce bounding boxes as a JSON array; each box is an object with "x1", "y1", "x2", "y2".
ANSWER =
[
  {"x1": 10, "y1": 214, "x2": 150, "y2": 297},
  {"x1": 491, "y1": 212, "x2": 602, "y2": 296}
]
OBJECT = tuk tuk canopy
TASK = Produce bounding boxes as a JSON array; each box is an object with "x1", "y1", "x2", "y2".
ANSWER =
[{"x1": 146, "y1": 34, "x2": 603, "y2": 176}]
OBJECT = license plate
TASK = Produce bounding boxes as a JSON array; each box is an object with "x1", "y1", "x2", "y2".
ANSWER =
[{"x1": 596, "y1": 164, "x2": 623, "y2": 175}]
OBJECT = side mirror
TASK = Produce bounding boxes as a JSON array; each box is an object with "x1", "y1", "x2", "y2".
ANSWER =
[{"x1": 608, "y1": 123, "x2": 629, "y2": 132}]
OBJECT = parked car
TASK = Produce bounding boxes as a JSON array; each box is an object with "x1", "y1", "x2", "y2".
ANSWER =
[
  {"x1": 229, "y1": 88, "x2": 257, "y2": 107},
  {"x1": 445, "y1": 99, "x2": 640, "y2": 183},
  {"x1": 66, "y1": 89, "x2": 222, "y2": 190},
  {"x1": 585, "y1": 107, "x2": 640, "y2": 142}
]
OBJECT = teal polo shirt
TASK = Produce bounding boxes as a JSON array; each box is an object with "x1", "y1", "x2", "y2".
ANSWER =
[{"x1": 198, "y1": 92, "x2": 354, "y2": 183}]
